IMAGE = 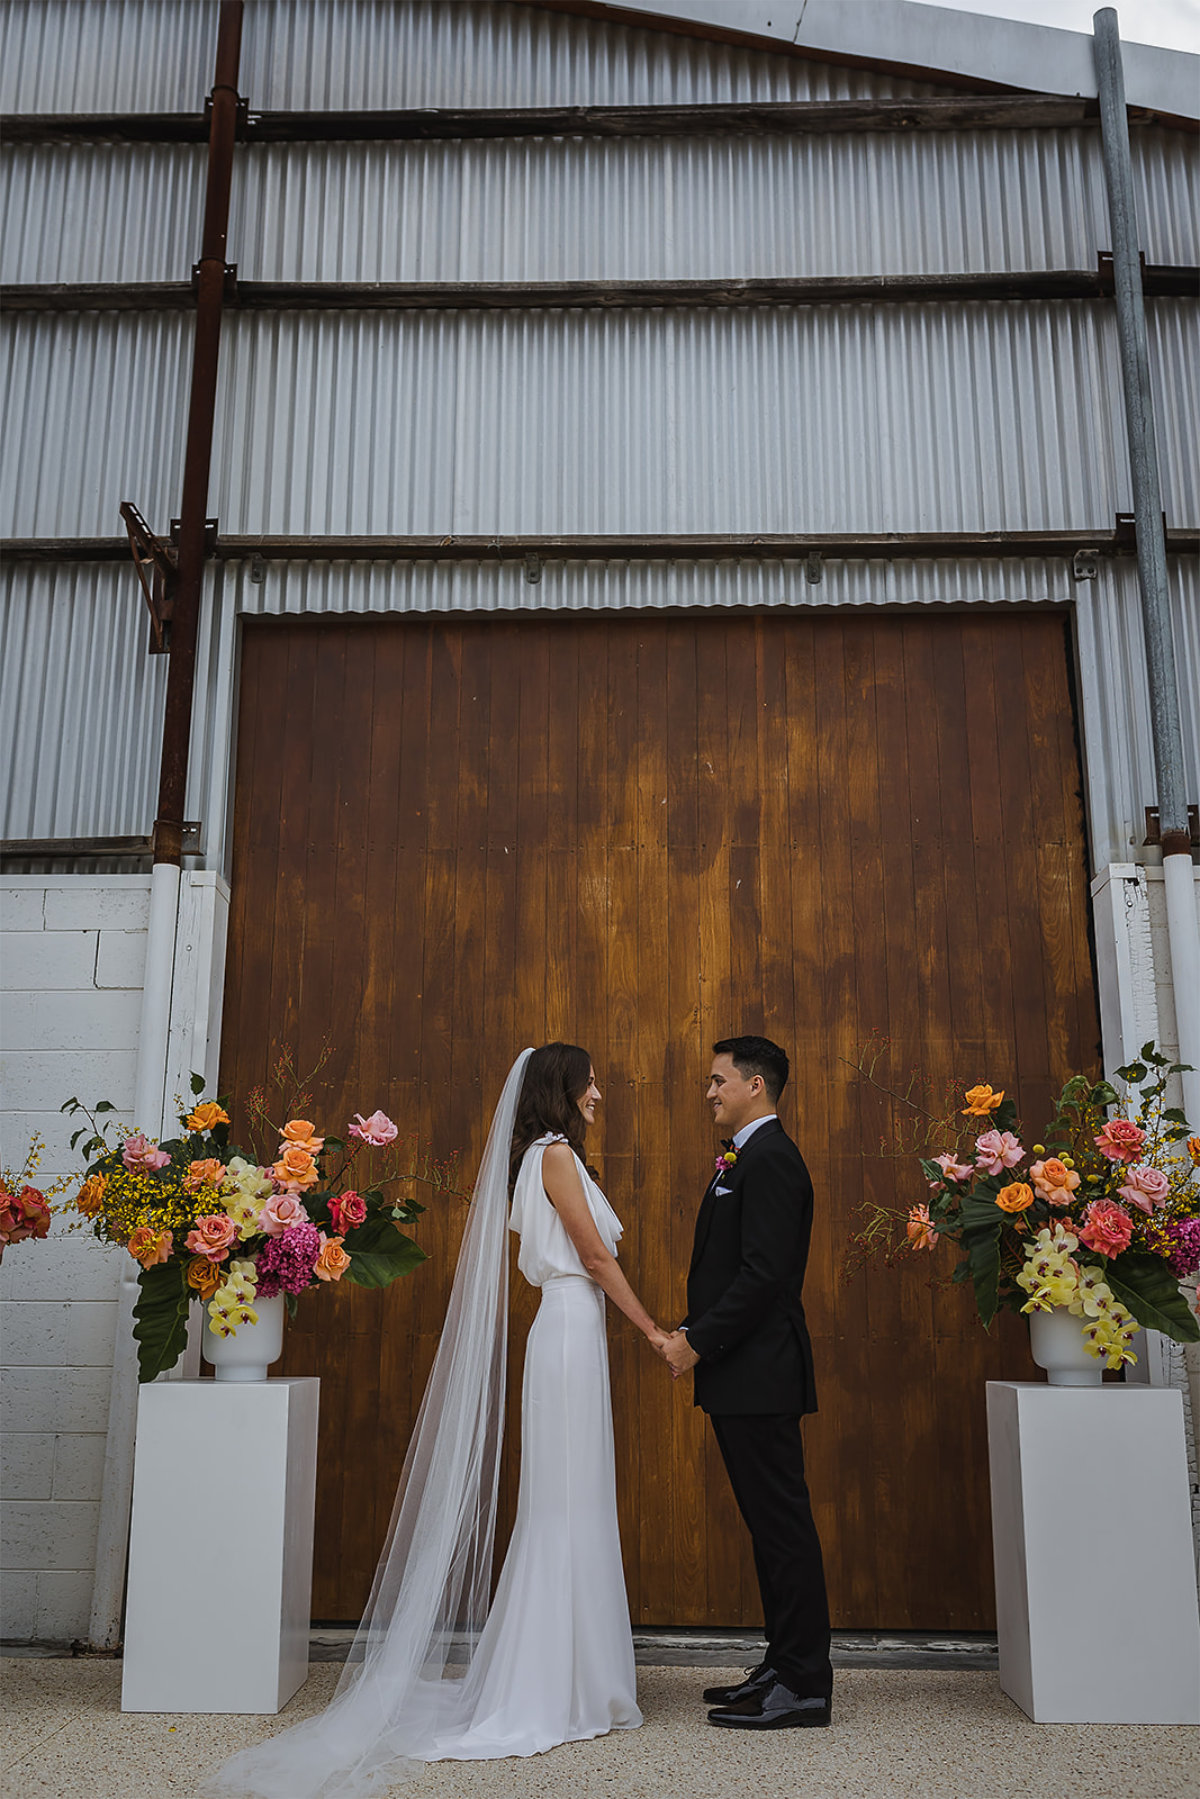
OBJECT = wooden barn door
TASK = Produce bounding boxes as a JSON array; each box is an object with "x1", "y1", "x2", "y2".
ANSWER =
[{"x1": 222, "y1": 609, "x2": 1098, "y2": 1629}]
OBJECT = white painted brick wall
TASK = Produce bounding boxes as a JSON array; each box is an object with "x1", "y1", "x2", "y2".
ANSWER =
[{"x1": 0, "y1": 876, "x2": 149, "y2": 1643}]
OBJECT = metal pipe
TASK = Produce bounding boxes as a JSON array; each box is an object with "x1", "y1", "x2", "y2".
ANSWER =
[
  {"x1": 152, "y1": 0, "x2": 243, "y2": 868},
  {"x1": 1094, "y1": 8, "x2": 1200, "y2": 1122}
]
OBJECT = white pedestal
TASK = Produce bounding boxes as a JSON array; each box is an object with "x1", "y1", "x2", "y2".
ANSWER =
[
  {"x1": 987, "y1": 1382, "x2": 1200, "y2": 1723},
  {"x1": 122, "y1": 1377, "x2": 319, "y2": 1714}
]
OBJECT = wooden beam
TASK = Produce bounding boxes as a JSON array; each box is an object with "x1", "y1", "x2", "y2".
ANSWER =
[{"x1": 5, "y1": 267, "x2": 1197, "y2": 313}]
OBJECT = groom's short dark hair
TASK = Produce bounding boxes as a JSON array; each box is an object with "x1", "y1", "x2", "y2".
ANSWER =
[{"x1": 713, "y1": 1036, "x2": 789, "y2": 1103}]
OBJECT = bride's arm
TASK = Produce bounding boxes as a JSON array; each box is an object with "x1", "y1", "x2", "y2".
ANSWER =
[{"x1": 540, "y1": 1143, "x2": 668, "y2": 1349}]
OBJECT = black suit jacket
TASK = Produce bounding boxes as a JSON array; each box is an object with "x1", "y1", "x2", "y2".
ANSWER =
[{"x1": 683, "y1": 1118, "x2": 818, "y2": 1417}]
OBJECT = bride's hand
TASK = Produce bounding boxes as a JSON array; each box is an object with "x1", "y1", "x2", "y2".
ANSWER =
[{"x1": 646, "y1": 1327, "x2": 672, "y2": 1358}]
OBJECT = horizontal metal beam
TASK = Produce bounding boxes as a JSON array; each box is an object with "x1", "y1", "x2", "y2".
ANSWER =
[
  {"x1": 5, "y1": 267, "x2": 1197, "y2": 314},
  {"x1": 2, "y1": 94, "x2": 1124, "y2": 147},
  {"x1": 5, "y1": 529, "x2": 1198, "y2": 564}
]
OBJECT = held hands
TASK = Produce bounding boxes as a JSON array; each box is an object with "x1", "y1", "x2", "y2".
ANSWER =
[{"x1": 645, "y1": 1327, "x2": 700, "y2": 1380}]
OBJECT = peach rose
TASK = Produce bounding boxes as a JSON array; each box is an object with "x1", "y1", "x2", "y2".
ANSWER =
[
  {"x1": 962, "y1": 1084, "x2": 1004, "y2": 1118},
  {"x1": 1116, "y1": 1163, "x2": 1170, "y2": 1214},
  {"x1": 281, "y1": 1119, "x2": 325, "y2": 1154},
  {"x1": 1077, "y1": 1198, "x2": 1134, "y2": 1257},
  {"x1": 906, "y1": 1203, "x2": 939, "y2": 1251},
  {"x1": 258, "y1": 1191, "x2": 309, "y2": 1236},
  {"x1": 271, "y1": 1145, "x2": 320, "y2": 1191},
  {"x1": 186, "y1": 1102, "x2": 230, "y2": 1133},
  {"x1": 184, "y1": 1157, "x2": 226, "y2": 1193},
  {"x1": 314, "y1": 1234, "x2": 350, "y2": 1282},
  {"x1": 995, "y1": 1181, "x2": 1034, "y2": 1214},
  {"x1": 76, "y1": 1173, "x2": 107, "y2": 1218},
  {"x1": 1093, "y1": 1118, "x2": 1146, "y2": 1164},
  {"x1": 1029, "y1": 1157, "x2": 1081, "y2": 1205},
  {"x1": 186, "y1": 1255, "x2": 222, "y2": 1299},
  {"x1": 184, "y1": 1214, "x2": 238, "y2": 1261},
  {"x1": 128, "y1": 1226, "x2": 172, "y2": 1268}
]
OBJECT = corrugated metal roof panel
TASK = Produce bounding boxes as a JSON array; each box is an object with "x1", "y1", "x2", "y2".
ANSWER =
[
  {"x1": 0, "y1": 0, "x2": 946, "y2": 116},
  {"x1": 0, "y1": 562, "x2": 167, "y2": 840},
  {"x1": 6, "y1": 126, "x2": 1196, "y2": 287}
]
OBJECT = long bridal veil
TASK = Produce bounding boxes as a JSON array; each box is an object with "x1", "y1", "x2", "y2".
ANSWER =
[{"x1": 204, "y1": 1048, "x2": 535, "y2": 1799}]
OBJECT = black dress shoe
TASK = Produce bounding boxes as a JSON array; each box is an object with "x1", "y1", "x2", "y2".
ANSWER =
[
  {"x1": 708, "y1": 1677, "x2": 832, "y2": 1730},
  {"x1": 702, "y1": 1663, "x2": 776, "y2": 1706}
]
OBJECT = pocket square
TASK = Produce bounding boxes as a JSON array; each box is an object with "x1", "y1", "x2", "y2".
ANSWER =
[{"x1": 713, "y1": 1184, "x2": 732, "y2": 1198}]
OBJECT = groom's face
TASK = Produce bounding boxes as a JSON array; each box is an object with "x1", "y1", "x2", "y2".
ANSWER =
[{"x1": 706, "y1": 1054, "x2": 763, "y2": 1136}]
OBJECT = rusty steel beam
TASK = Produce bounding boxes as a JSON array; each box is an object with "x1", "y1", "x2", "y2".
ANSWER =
[{"x1": 149, "y1": 0, "x2": 242, "y2": 866}]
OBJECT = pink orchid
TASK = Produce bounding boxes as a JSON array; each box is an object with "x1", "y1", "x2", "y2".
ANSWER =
[
  {"x1": 258, "y1": 1192, "x2": 310, "y2": 1236},
  {"x1": 1094, "y1": 1118, "x2": 1146, "y2": 1164},
  {"x1": 1116, "y1": 1163, "x2": 1170, "y2": 1214},
  {"x1": 973, "y1": 1129, "x2": 1025, "y2": 1176},
  {"x1": 349, "y1": 1110, "x2": 398, "y2": 1148},
  {"x1": 121, "y1": 1132, "x2": 171, "y2": 1173},
  {"x1": 933, "y1": 1153, "x2": 973, "y2": 1184},
  {"x1": 1077, "y1": 1198, "x2": 1134, "y2": 1258}
]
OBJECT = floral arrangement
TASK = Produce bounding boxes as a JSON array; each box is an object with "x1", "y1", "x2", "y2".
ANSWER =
[
  {"x1": 846, "y1": 1044, "x2": 1200, "y2": 1370},
  {"x1": 0, "y1": 1135, "x2": 67, "y2": 1261},
  {"x1": 64, "y1": 1056, "x2": 464, "y2": 1381}
]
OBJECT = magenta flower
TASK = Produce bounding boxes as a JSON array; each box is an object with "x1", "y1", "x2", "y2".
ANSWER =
[
  {"x1": 973, "y1": 1130, "x2": 1025, "y2": 1176},
  {"x1": 1163, "y1": 1217, "x2": 1200, "y2": 1279},
  {"x1": 349, "y1": 1110, "x2": 398, "y2": 1147},
  {"x1": 122, "y1": 1132, "x2": 171, "y2": 1173},
  {"x1": 1116, "y1": 1163, "x2": 1170, "y2": 1214},
  {"x1": 255, "y1": 1221, "x2": 321, "y2": 1297},
  {"x1": 933, "y1": 1153, "x2": 973, "y2": 1184}
]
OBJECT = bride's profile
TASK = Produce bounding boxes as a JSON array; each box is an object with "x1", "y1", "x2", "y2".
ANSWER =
[{"x1": 205, "y1": 1043, "x2": 668, "y2": 1798}]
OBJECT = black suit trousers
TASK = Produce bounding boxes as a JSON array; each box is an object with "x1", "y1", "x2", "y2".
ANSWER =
[{"x1": 710, "y1": 1413, "x2": 832, "y2": 1699}]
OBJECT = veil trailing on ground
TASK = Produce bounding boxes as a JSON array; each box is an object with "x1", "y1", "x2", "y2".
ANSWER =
[{"x1": 204, "y1": 1049, "x2": 535, "y2": 1799}]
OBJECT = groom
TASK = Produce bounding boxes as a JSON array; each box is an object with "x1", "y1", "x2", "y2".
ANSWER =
[{"x1": 661, "y1": 1036, "x2": 833, "y2": 1729}]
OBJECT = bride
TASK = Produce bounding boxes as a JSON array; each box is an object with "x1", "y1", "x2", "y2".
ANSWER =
[{"x1": 206, "y1": 1044, "x2": 669, "y2": 1797}]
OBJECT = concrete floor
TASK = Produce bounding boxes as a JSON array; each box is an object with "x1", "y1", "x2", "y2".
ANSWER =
[{"x1": 5, "y1": 1658, "x2": 1199, "y2": 1799}]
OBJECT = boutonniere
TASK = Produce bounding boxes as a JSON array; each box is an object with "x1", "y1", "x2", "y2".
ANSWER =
[{"x1": 714, "y1": 1144, "x2": 739, "y2": 1177}]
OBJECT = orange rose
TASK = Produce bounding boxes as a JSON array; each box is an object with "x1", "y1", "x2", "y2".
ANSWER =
[
  {"x1": 184, "y1": 1157, "x2": 226, "y2": 1193},
  {"x1": 905, "y1": 1203, "x2": 939, "y2": 1252},
  {"x1": 1188, "y1": 1136, "x2": 1200, "y2": 1168},
  {"x1": 77, "y1": 1173, "x2": 107, "y2": 1218},
  {"x1": 314, "y1": 1234, "x2": 350, "y2": 1282},
  {"x1": 995, "y1": 1181, "x2": 1034, "y2": 1214},
  {"x1": 281, "y1": 1119, "x2": 325, "y2": 1154},
  {"x1": 272, "y1": 1144, "x2": 320, "y2": 1189},
  {"x1": 128, "y1": 1226, "x2": 172, "y2": 1268},
  {"x1": 963, "y1": 1084, "x2": 1005, "y2": 1117},
  {"x1": 186, "y1": 1102, "x2": 230, "y2": 1133},
  {"x1": 186, "y1": 1255, "x2": 222, "y2": 1299}
]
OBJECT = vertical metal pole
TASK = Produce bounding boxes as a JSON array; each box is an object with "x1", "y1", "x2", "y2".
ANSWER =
[
  {"x1": 1093, "y1": 8, "x2": 1200, "y2": 1125},
  {"x1": 89, "y1": 2, "x2": 244, "y2": 1652}
]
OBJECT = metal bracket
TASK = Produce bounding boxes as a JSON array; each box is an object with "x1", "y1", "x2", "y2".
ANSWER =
[
  {"x1": 523, "y1": 552, "x2": 542, "y2": 585},
  {"x1": 204, "y1": 91, "x2": 250, "y2": 138},
  {"x1": 1097, "y1": 249, "x2": 1146, "y2": 293},
  {"x1": 119, "y1": 500, "x2": 178, "y2": 654},
  {"x1": 191, "y1": 261, "x2": 238, "y2": 299},
  {"x1": 1071, "y1": 549, "x2": 1099, "y2": 581},
  {"x1": 804, "y1": 551, "x2": 823, "y2": 585},
  {"x1": 1144, "y1": 805, "x2": 1200, "y2": 848},
  {"x1": 169, "y1": 516, "x2": 220, "y2": 553}
]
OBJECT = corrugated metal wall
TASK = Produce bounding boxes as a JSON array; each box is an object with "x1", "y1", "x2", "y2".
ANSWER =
[{"x1": 1, "y1": 0, "x2": 1197, "y2": 882}]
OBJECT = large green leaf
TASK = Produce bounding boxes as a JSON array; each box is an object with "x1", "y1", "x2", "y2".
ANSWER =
[
  {"x1": 132, "y1": 1262, "x2": 192, "y2": 1381},
  {"x1": 1104, "y1": 1252, "x2": 1200, "y2": 1343},
  {"x1": 343, "y1": 1236, "x2": 429, "y2": 1289},
  {"x1": 962, "y1": 1219, "x2": 1002, "y2": 1329},
  {"x1": 341, "y1": 1214, "x2": 409, "y2": 1254}
]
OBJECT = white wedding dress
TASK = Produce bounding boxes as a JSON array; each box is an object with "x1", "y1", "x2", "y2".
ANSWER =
[
  {"x1": 205, "y1": 1056, "x2": 640, "y2": 1799},
  {"x1": 425, "y1": 1133, "x2": 642, "y2": 1758}
]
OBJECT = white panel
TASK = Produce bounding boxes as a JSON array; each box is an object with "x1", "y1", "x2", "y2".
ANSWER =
[
  {"x1": 1148, "y1": 300, "x2": 1200, "y2": 528},
  {"x1": 0, "y1": 0, "x2": 945, "y2": 116},
  {"x1": 0, "y1": 144, "x2": 207, "y2": 285}
]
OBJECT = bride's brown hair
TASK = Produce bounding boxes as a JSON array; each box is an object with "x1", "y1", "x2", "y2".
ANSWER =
[{"x1": 509, "y1": 1042, "x2": 592, "y2": 1193}]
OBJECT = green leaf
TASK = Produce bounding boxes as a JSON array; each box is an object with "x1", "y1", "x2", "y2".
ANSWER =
[
  {"x1": 964, "y1": 1222, "x2": 1002, "y2": 1329},
  {"x1": 1162, "y1": 1109, "x2": 1190, "y2": 1126},
  {"x1": 1104, "y1": 1252, "x2": 1200, "y2": 1344},
  {"x1": 132, "y1": 1262, "x2": 191, "y2": 1382},
  {"x1": 284, "y1": 1291, "x2": 299, "y2": 1321},
  {"x1": 70, "y1": 1129, "x2": 84, "y2": 1150},
  {"x1": 343, "y1": 1238, "x2": 429, "y2": 1289},
  {"x1": 950, "y1": 1261, "x2": 972, "y2": 1284},
  {"x1": 1115, "y1": 1062, "x2": 1146, "y2": 1085},
  {"x1": 323, "y1": 1136, "x2": 347, "y2": 1155},
  {"x1": 1140, "y1": 1043, "x2": 1164, "y2": 1064},
  {"x1": 341, "y1": 1214, "x2": 409, "y2": 1254},
  {"x1": 61, "y1": 1098, "x2": 80, "y2": 1113},
  {"x1": 1090, "y1": 1082, "x2": 1119, "y2": 1108},
  {"x1": 94, "y1": 1100, "x2": 116, "y2": 1114},
  {"x1": 190, "y1": 1072, "x2": 207, "y2": 1096}
]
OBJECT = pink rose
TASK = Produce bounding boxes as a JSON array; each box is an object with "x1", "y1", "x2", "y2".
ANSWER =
[
  {"x1": 933, "y1": 1153, "x2": 973, "y2": 1184},
  {"x1": 329, "y1": 1190, "x2": 367, "y2": 1234},
  {"x1": 1116, "y1": 1163, "x2": 1170, "y2": 1214},
  {"x1": 349, "y1": 1110, "x2": 398, "y2": 1147},
  {"x1": 1094, "y1": 1118, "x2": 1147, "y2": 1164},
  {"x1": 973, "y1": 1130, "x2": 1025, "y2": 1176},
  {"x1": 1077, "y1": 1198, "x2": 1134, "y2": 1258},
  {"x1": 258, "y1": 1191, "x2": 310, "y2": 1236},
  {"x1": 122, "y1": 1132, "x2": 171, "y2": 1172},
  {"x1": 184, "y1": 1213, "x2": 238, "y2": 1262}
]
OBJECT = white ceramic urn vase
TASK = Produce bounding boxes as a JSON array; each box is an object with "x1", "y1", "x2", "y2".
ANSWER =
[
  {"x1": 200, "y1": 1293, "x2": 286, "y2": 1382},
  {"x1": 1028, "y1": 1304, "x2": 1103, "y2": 1387}
]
